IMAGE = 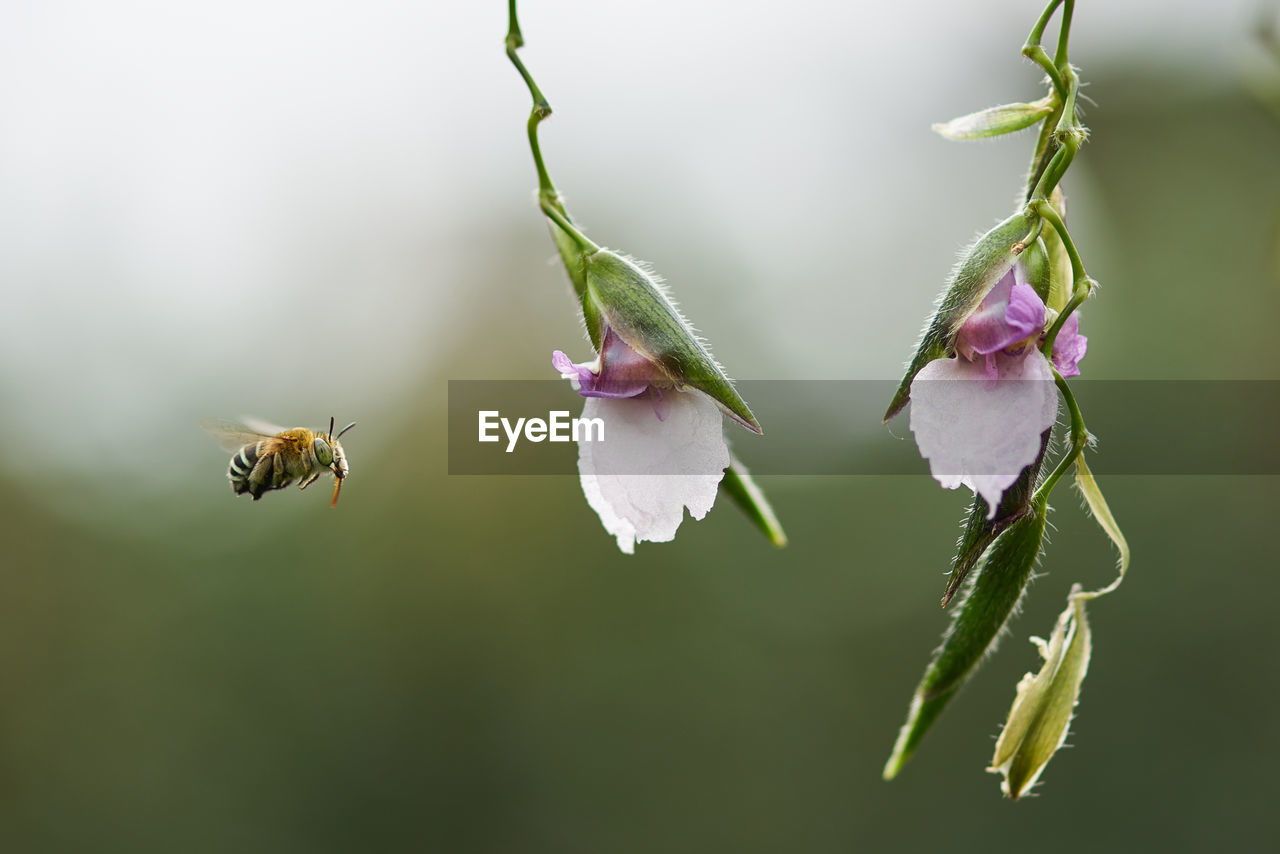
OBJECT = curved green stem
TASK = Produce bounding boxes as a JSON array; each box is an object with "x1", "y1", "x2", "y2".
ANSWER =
[
  {"x1": 1015, "y1": 216, "x2": 1045, "y2": 253},
  {"x1": 539, "y1": 199, "x2": 599, "y2": 253},
  {"x1": 1054, "y1": 63, "x2": 1082, "y2": 136},
  {"x1": 1042, "y1": 275, "x2": 1092, "y2": 355},
  {"x1": 1023, "y1": 0, "x2": 1069, "y2": 97},
  {"x1": 1027, "y1": 113, "x2": 1081, "y2": 203},
  {"x1": 1054, "y1": 0, "x2": 1075, "y2": 69},
  {"x1": 1029, "y1": 197, "x2": 1091, "y2": 356},
  {"x1": 506, "y1": 0, "x2": 557, "y2": 197},
  {"x1": 1028, "y1": 138, "x2": 1069, "y2": 202},
  {"x1": 1029, "y1": 198, "x2": 1084, "y2": 281},
  {"x1": 1034, "y1": 370, "x2": 1087, "y2": 501}
]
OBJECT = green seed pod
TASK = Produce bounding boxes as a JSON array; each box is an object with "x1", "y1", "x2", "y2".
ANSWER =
[
  {"x1": 989, "y1": 591, "x2": 1092, "y2": 799},
  {"x1": 883, "y1": 496, "x2": 1048, "y2": 780}
]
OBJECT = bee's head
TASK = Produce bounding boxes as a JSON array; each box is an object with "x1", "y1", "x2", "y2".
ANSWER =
[{"x1": 313, "y1": 417, "x2": 356, "y2": 480}]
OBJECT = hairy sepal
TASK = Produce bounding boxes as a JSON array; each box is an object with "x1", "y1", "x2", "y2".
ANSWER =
[
  {"x1": 884, "y1": 209, "x2": 1038, "y2": 421},
  {"x1": 585, "y1": 249, "x2": 761, "y2": 434}
]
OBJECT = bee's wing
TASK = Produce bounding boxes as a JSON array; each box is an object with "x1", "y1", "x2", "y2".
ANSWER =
[
  {"x1": 200, "y1": 417, "x2": 277, "y2": 453},
  {"x1": 239, "y1": 415, "x2": 290, "y2": 436}
]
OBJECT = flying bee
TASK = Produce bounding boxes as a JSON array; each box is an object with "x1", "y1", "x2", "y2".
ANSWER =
[{"x1": 201, "y1": 417, "x2": 356, "y2": 507}]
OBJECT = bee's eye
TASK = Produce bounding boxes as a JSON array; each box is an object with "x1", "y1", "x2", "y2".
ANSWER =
[{"x1": 314, "y1": 438, "x2": 333, "y2": 466}]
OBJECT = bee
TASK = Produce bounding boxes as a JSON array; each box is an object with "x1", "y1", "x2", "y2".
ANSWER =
[{"x1": 202, "y1": 417, "x2": 356, "y2": 507}]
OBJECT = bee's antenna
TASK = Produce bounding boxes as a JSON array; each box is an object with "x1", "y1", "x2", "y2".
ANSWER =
[
  {"x1": 328, "y1": 416, "x2": 336, "y2": 439},
  {"x1": 337, "y1": 421, "x2": 357, "y2": 438}
]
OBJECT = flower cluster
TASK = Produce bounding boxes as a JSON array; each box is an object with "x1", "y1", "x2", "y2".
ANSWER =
[
  {"x1": 508, "y1": 0, "x2": 1124, "y2": 801},
  {"x1": 551, "y1": 300, "x2": 742, "y2": 554},
  {"x1": 880, "y1": 0, "x2": 1128, "y2": 800}
]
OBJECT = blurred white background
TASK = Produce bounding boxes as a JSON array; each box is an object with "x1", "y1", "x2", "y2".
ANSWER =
[
  {"x1": 0, "y1": 0, "x2": 1264, "y2": 494},
  {"x1": 2, "y1": 8, "x2": 1280, "y2": 849}
]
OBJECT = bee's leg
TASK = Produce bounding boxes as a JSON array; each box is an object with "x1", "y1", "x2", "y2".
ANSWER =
[
  {"x1": 247, "y1": 454, "x2": 277, "y2": 500},
  {"x1": 298, "y1": 472, "x2": 321, "y2": 490},
  {"x1": 269, "y1": 453, "x2": 294, "y2": 490}
]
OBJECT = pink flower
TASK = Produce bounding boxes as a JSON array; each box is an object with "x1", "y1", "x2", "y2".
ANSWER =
[
  {"x1": 1050, "y1": 312, "x2": 1087, "y2": 378},
  {"x1": 553, "y1": 328, "x2": 732, "y2": 554},
  {"x1": 909, "y1": 264, "x2": 1087, "y2": 514}
]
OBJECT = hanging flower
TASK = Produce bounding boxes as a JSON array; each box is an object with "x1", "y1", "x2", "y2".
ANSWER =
[
  {"x1": 552, "y1": 249, "x2": 762, "y2": 553},
  {"x1": 907, "y1": 262, "x2": 1087, "y2": 514}
]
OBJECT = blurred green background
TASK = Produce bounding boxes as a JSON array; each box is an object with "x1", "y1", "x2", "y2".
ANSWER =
[{"x1": 2, "y1": 1, "x2": 1278, "y2": 851}]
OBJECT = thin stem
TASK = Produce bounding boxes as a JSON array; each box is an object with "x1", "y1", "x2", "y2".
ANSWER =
[
  {"x1": 1023, "y1": 0, "x2": 1068, "y2": 97},
  {"x1": 539, "y1": 199, "x2": 599, "y2": 253},
  {"x1": 1042, "y1": 276, "x2": 1092, "y2": 356},
  {"x1": 1024, "y1": 103, "x2": 1059, "y2": 201},
  {"x1": 1027, "y1": 119, "x2": 1077, "y2": 200},
  {"x1": 1034, "y1": 370, "x2": 1087, "y2": 501},
  {"x1": 1054, "y1": 0, "x2": 1075, "y2": 69},
  {"x1": 1015, "y1": 216, "x2": 1045, "y2": 254},
  {"x1": 1053, "y1": 62, "x2": 1082, "y2": 135},
  {"x1": 1032, "y1": 196, "x2": 1091, "y2": 357},
  {"x1": 506, "y1": 0, "x2": 557, "y2": 197},
  {"x1": 1029, "y1": 199, "x2": 1084, "y2": 281}
]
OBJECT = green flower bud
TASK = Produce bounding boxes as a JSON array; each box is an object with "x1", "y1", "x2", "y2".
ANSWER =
[
  {"x1": 989, "y1": 590, "x2": 1092, "y2": 799},
  {"x1": 584, "y1": 248, "x2": 761, "y2": 433},
  {"x1": 932, "y1": 96, "x2": 1055, "y2": 141},
  {"x1": 884, "y1": 209, "x2": 1038, "y2": 422}
]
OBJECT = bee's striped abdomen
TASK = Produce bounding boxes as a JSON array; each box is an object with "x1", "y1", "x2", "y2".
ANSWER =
[{"x1": 227, "y1": 442, "x2": 262, "y2": 497}]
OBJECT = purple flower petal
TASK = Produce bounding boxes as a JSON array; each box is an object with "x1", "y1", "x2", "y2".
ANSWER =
[
  {"x1": 957, "y1": 270, "x2": 1046, "y2": 359},
  {"x1": 552, "y1": 327, "x2": 657, "y2": 399},
  {"x1": 552, "y1": 350, "x2": 597, "y2": 392},
  {"x1": 1005, "y1": 284, "x2": 1045, "y2": 339},
  {"x1": 1051, "y1": 313, "x2": 1088, "y2": 378}
]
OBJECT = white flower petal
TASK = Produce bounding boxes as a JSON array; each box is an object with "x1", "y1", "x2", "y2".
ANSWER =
[
  {"x1": 578, "y1": 391, "x2": 730, "y2": 553},
  {"x1": 909, "y1": 351, "x2": 1058, "y2": 514}
]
